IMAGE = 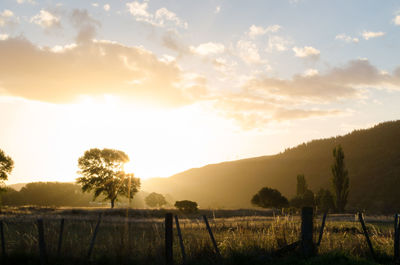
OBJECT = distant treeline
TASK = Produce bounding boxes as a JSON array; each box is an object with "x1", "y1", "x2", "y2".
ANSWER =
[{"x1": 1, "y1": 182, "x2": 149, "y2": 208}]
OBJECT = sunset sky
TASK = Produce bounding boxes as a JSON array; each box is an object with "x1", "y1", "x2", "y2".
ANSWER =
[{"x1": 1, "y1": 0, "x2": 400, "y2": 184}]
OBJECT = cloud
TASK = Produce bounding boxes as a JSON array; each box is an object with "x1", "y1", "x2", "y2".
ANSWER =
[
  {"x1": 215, "y1": 6, "x2": 221, "y2": 14},
  {"x1": 236, "y1": 40, "x2": 264, "y2": 64},
  {"x1": 190, "y1": 42, "x2": 225, "y2": 56},
  {"x1": 303, "y1": 68, "x2": 319, "y2": 77},
  {"x1": 335, "y1": 34, "x2": 359, "y2": 43},
  {"x1": 394, "y1": 15, "x2": 400, "y2": 25},
  {"x1": 0, "y1": 9, "x2": 16, "y2": 27},
  {"x1": 362, "y1": 31, "x2": 385, "y2": 40},
  {"x1": 92, "y1": 3, "x2": 99, "y2": 7},
  {"x1": 70, "y1": 9, "x2": 101, "y2": 43},
  {"x1": 0, "y1": 34, "x2": 8, "y2": 40},
  {"x1": 103, "y1": 4, "x2": 110, "y2": 11},
  {"x1": 248, "y1": 24, "x2": 281, "y2": 38},
  {"x1": 16, "y1": 0, "x2": 36, "y2": 4},
  {"x1": 0, "y1": 37, "x2": 202, "y2": 106},
  {"x1": 126, "y1": 1, "x2": 188, "y2": 29},
  {"x1": 292, "y1": 46, "x2": 320, "y2": 58},
  {"x1": 30, "y1": 10, "x2": 60, "y2": 29},
  {"x1": 266, "y1": 36, "x2": 291, "y2": 52}
]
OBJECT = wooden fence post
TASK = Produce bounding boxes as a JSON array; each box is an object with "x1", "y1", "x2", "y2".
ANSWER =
[
  {"x1": 37, "y1": 219, "x2": 48, "y2": 265},
  {"x1": 57, "y1": 218, "x2": 65, "y2": 257},
  {"x1": 165, "y1": 213, "x2": 173, "y2": 265},
  {"x1": 301, "y1": 207, "x2": 315, "y2": 258},
  {"x1": 395, "y1": 213, "x2": 399, "y2": 261},
  {"x1": 0, "y1": 220, "x2": 6, "y2": 259},
  {"x1": 317, "y1": 212, "x2": 327, "y2": 247},
  {"x1": 202, "y1": 215, "x2": 221, "y2": 257},
  {"x1": 87, "y1": 214, "x2": 102, "y2": 261},
  {"x1": 174, "y1": 216, "x2": 186, "y2": 264},
  {"x1": 358, "y1": 212, "x2": 375, "y2": 259}
]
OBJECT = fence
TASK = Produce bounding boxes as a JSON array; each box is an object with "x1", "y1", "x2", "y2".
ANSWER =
[{"x1": 0, "y1": 208, "x2": 399, "y2": 264}]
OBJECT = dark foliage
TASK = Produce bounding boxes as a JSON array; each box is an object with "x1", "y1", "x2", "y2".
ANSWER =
[
  {"x1": 174, "y1": 200, "x2": 198, "y2": 213},
  {"x1": 251, "y1": 187, "x2": 289, "y2": 209},
  {"x1": 331, "y1": 145, "x2": 349, "y2": 212},
  {"x1": 0, "y1": 148, "x2": 14, "y2": 192},
  {"x1": 145, "y1": 192, "x2": 167, "y2": 208}
]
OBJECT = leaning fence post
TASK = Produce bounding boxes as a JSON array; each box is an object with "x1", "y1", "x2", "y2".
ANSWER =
[
  {"x1": 301, "y1": 207, "x2": 315, "y2": 258},
  {"x1": 395, "y1": 213, "x2": 399, "y2": 261},
  {"x1": 57, "y1": 218, "x2": 65, "y2": 257},
  {"x1": 37, "y1": 219, "x2": 48, "y2": 265},
  {"x1": 358, "y1": 212, "x2": 375, "y2": 259},
  {"x1": 87, "y1": 214, "x2": 102, "y2": 261},
  {"x1": 317, "y1": 212, "x2": 327, "y2": 247},
  {"x1": 165, "y1": 213, "x2": 173, "y2": 265},
  {"x1": 202, "y1": 215, "x2": 221, "y2": 257},
  {"x1": 0, "y1": 220, "x2": 6, "y2": 259},
  {"x1": 175, "y1": 215, "x2": 186, "y2": 264}
]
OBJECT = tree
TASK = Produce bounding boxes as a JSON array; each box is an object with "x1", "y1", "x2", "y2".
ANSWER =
[
  {"x1": 145, "y1": 192, "x2": 167, "y2": 208},
  {"x1": 296, "y1": 174, "x2": 307, "y2": 197},
  {"x1": 331, "y1": 145, "x2": 349, "y2": 212},
  {"x1": 251, "y1": 187, "x2": 289, "y2": 209},
  {"x1": 174, "y1": 200, "x2": 198, "y2": 213},
  {"x1": 0, "y1": 149, "x2": 14, "y2": 187},
  {"x1": 316, "y1": 188, "x2": 335, "y2": 213},
  {"x1": 76, "y1": 148, "x2": 140, "y2": 208}
]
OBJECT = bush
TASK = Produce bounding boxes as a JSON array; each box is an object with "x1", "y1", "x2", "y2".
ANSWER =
[{"x1": 174, "y1": 200, "x2": 198, "y2": 213}]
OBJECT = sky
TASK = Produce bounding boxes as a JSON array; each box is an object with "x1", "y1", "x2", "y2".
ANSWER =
[{"x1": 1, "y1": 0, "x2": 400, "y2": 184}]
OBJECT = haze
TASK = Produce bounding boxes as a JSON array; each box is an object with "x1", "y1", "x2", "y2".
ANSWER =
[{"x1": 1, "y1": 0, "x2": 400, "y2": 184}]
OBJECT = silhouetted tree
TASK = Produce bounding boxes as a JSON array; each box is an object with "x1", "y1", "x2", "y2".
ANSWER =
[
  {"x1": 331, "y1": 145, "x2": 349, "y2": 212},
  {"x1": 174, "y1": 200, "x2": 198, "y2": 213},
  {"x1": 0, "y1": 149, "x2": 14, "y2": 191},
  {"x1": 296, "y1": 174, "x2": 307, "y2": 197},
  {"x1": 290, "y1": 175, "x2": 315, "y2": 209},
  {"x1": 76, "y1": 148, "x2": 140, "y2": 208},
  {"x1": 251, "y1": 187, "x2": 289, "y2": 209},
  {"x1": 145, "y1": 192, "x2": 167, "y2": 208},
  {"x1": 316, "y1": 188, "x2": 335, "y2": 213}
]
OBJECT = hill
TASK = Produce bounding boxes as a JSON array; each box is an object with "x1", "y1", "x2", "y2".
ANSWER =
[{"x1": 142, "y1": 120, "x2": 400, "y2": 212}]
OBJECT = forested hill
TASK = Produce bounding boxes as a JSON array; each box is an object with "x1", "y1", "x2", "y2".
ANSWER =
[{"x1": 143, "y1": 120, "x2": 400, "y2": 212}]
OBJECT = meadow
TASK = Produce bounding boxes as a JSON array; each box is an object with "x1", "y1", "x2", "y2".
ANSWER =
[{"x1": 0, "y1": 207, "x2": 397, "y2": 265}]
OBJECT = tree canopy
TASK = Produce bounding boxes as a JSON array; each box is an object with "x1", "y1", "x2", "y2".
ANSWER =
[
  {"x1": 251, "y1": 187, "x2": 288, "y2": 209},
  {"x1": 0, "y1": 149, "x2": 14, "y2": 190},
  {"x1": 331, "y1": 145, "x2": 349, "y2": 212},
  {"x1": 145, "y1": 192, "x2": 167, "y2": 208},
  {"x1": 174, "y1": 200, "x2": 198, "y2": 213},
  {"x1": 76, "y1": 148, "x2": 140, "y2": 208}
]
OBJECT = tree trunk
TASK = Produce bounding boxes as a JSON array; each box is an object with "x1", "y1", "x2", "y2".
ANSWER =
[{"x1": 111, "y1": 198, "x2": 115, "y2": 209}]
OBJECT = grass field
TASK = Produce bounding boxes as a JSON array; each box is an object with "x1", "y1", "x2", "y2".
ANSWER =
[{"x1": 0, "y1": 207, "x2": 397, "y2": 265}]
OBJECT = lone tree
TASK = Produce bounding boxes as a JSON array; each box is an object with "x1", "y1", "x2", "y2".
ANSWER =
[
  {"x1": 145, "y1": 192, "x2": 167, "y2": 208},
  {"x1": 76, "y1": 148, "x2": 140, "y2": 208},
  {"x1": 331, "y1": 145, "x2": 349, "y2": 212},
  {"x1": 251, "y1": 187, "x2": 289, "y2": 209},
  {"x1": 0, "y1": 149, "x2": 14, "y2": 191},
  {"x1": 290, "y1": 174, "x2": 315, "y2": 209},
  {"x1": 296, "y1": 174, "x2": 308, "y2": 197},
  {"x1": 316, "y1": 188, "x2": 335, "y2": 213},
  {"x1": 175, "y1": 200, "x2": 198, "y2": 213}
]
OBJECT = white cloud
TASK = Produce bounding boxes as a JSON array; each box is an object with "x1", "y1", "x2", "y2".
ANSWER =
[
  {"x1": 0, "y1": 9, "x2": 14, "y2": 27},
  {"x1": 103, "y1": 4, "x2": 110, "y2": 11},
  {"x1": 92, "y1": 3, "x2": 99, "y2": 7},
  {"x1": 303, "y1": 68, "x2": 319, "y2": 77},
  {"x1": 30, "y1": 10, "x2": 60, "y2": 29},
  {"x1": 0, "y1": 34, "x2": 9, "y2": 40},
  {"x1": 215, "y1": 6, "x2": 221, "y2": 14},
  {"x1": 248, "y1": 24, "x2": 281, "y2": 38},
  {"x1": 393, "y1": 15, "x2": 400, "y2": 25},
  {"x1": 237, "y1": 40, "x2": 263, "y2": 64},
  {"x1": 362, "y1": 31, "x2": 385, "y2": 40},
  {"x1": 266, "y1": 36, "x2": 290, "y2": 52},
  {"x1": 190, "y1": 42, "x2": 225, "y2": 56},
  {"x1": 126, "y1": 2, "x2": 188, "y2": 29},
  {"x1": 293, "y1": 46, "x2": 320, "y2": 58},
  {"x1": 16, "y1": 0, "x2": 36, "y2": 4},
  {"x1": 335, "y1": 34, "x2": 359, "y2": 43}
]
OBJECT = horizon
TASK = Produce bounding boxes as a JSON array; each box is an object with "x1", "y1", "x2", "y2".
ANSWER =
[{"x1": 1, "y1": 0, "x2": 400, "y2": 184}]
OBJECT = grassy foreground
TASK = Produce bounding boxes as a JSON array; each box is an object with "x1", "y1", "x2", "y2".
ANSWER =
[{"x1": 0, "y1": 208, "x2": 397, "y2": 264}]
